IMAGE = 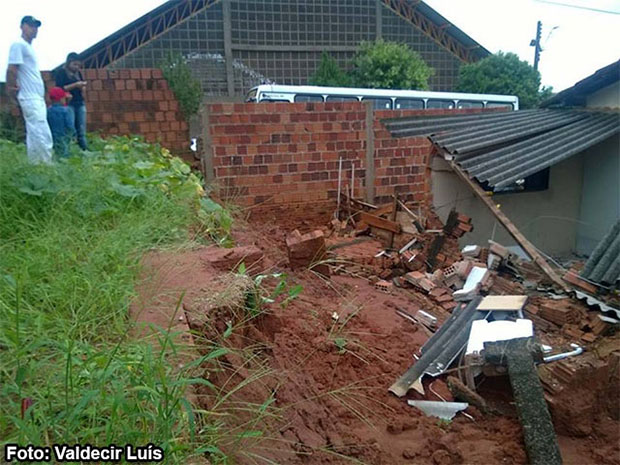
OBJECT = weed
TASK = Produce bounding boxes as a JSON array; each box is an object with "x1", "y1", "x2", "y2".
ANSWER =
[
  {"x1": 437, "y1": 418, "x2": 452, "y2": 430},
  {"x1": 237, "y1": 264, "x2": 303, "y2": 318},
  {"x1": 0, "y1": 136, "x2": 241, "y2": 463}
]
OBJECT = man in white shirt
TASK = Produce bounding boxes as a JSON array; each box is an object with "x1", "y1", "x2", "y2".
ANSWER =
[{"x1": 6, "y1": 16, "x2": 53, "y2": 164}]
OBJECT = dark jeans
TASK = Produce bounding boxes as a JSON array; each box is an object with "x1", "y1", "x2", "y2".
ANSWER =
[{"x1": 67, "y1": 103, "x2": 88, "y2": 150}]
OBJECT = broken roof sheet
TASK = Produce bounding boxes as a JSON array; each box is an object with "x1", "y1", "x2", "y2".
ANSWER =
[
  {"x1": 383, "y1": 109, "x2": 620, "y2": 188},
  {"x1": 580, "y1": 220, "x2": 620, "y2": 286}
]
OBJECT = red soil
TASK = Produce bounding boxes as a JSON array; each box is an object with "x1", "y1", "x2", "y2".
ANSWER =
[{"x1": 135, "y1": 218, "x2": 620, "y2": 465}]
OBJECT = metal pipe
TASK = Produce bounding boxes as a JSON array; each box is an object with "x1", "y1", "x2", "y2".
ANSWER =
[{"x1": 543, "y1": 343, "x2": 583, "y2": 363}]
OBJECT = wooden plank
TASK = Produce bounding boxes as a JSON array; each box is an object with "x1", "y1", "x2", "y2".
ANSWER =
[
  {"x1": 397, "y1": 199, "x2": 419, "y2": 220},
  {"x1": 450, "y1": 162, "x2": 570, "y2": 293},
  {"x1": 360, "y1": 212, "x2": 401, "y2": 234},
  {"x1": 373, "y1": 203, "x2": 394, "y2": 217},
  {"x1": 389, "y1": 194, "x2": 399, "y2": 248},
  {"x1": 477, "y1": 295, "x2": 528, "y2": 311}
]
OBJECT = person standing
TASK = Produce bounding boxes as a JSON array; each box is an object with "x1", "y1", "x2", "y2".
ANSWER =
[
  {"x1": 47, "y1": 87, "x2": 73, "y2": 158},
  {"x1": 6, "y1": 16, "x2": 53, "y2": 164},
  {"x1": 55, "y1": 53, "x2": 88, "y2": 150}
]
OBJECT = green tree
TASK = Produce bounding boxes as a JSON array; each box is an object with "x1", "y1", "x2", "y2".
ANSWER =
[
  {"x1": 309, "y1": 52, "x2": 351, "y2": 87},
  {"x1": 160, "y1": 53, "x2": 203, "y2": 119},
  {"x1": 457, "y1": 51, "x2": 551, "y2": 109},
  {"x1": 349, "y1": 39, "x2": 433, "y2": 90}
]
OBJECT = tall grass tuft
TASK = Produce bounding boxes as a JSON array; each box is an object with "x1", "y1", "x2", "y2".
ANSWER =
[{"x1": 0, "y1": 137, "x2": 233, "y2": 463}]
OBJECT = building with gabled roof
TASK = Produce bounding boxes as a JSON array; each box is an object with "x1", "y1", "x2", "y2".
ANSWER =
[{"x1": 67, "y1": 0, "x2": 490, "y2": 97}]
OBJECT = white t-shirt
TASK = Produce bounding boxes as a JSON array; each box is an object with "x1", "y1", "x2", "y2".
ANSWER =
[{"x1": 8, "y1": 38, "x2": 45, "y2": 100}]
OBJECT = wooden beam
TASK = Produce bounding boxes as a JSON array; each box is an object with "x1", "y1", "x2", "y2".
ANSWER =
[
  {"x1": 359, "y1": 212, "x2": 401, "y2": 234},
  {"x1": 389, "y1": 194, "x2": 399, "y2": 248},
  {"x1": 449, "y1": 162, "x2": 570, "y2": 292}
]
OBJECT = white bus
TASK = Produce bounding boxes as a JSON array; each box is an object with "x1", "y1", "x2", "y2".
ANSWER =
[{"x1": 245, "y1": 84, "x2": 519, "y2": 111}]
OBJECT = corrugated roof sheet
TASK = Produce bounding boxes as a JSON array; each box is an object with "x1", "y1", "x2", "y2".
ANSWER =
[
  {"x1": 389, "y1": 297, "x2": 488, "y2": 396},
  {"x1": 383, "y1": 109, "x2": 620, "y2": 188},
  {"x1": 581, "y1": 220, "x2": 620, "y2": 286}
]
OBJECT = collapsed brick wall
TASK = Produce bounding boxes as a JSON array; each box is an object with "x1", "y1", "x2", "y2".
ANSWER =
[
  {"x1": 1, "y1": 69, "x2": 189, "y2": 154},
  {"x1": 206, "y1": 102, "x2": 489, "y2": 221}
]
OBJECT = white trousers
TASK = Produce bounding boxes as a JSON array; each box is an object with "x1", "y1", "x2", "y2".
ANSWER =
[{"x1": 19, "y1": 97, "x2": 53, "y2": 165}]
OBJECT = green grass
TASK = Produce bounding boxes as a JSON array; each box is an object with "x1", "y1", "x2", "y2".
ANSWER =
[{"x1": 0, "y1": 137, "x2": 235, "y2": 463}]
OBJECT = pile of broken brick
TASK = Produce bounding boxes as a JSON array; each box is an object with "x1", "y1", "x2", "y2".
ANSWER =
[{"x1": 282, "y1": 197, "x2": 618, "y2": 465}]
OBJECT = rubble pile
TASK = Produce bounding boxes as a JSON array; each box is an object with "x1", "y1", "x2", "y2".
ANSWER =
[{"x1": 279, "y1": 194, "x2": 620, "y2": 465}]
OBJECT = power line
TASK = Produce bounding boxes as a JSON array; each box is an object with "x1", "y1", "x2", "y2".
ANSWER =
[{"x1": 534, "y1": 0, "x2": 620, "y2": 15}]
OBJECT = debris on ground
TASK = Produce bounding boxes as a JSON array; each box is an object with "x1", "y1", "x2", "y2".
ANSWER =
[
  {"x1": 147, "y1": 196, "x2": 620, "y2": 464},
  {"x1": 407, "y1": 400, "x2": 469, "y2": 420}
]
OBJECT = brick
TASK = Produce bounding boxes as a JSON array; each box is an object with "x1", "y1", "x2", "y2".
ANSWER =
[
  {"x1": 140, "y1": 69, "x2": 152, "y2": 79},
  {"x1": 114, "y1": 80, "x2": 126, "y2": 90},
  {"x1": 375, "y1": 280, "x2": 393, "y2": 294},
  {"x1": 581, "y1": 333, "x2": 597, "y2": 343},
  {"x1": 286, "y1": 230, "x2": 327, "y2": 271}
]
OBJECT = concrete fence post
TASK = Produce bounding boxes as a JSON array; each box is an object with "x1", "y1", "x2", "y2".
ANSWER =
[
  {"x1": 200, "y1": 105, "x2": 215, "y2": 184},
  {"x1": 365, "y1": 101, "x2": 375, "y2": 203}
]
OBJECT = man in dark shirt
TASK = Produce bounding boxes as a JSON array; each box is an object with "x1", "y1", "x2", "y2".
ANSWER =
[
  {"x1": 47, "y1": 87, "x2": 73, "y2": 158},
  {"x1": 55, "y1": 52, "x2": 88, "y2": 150}
]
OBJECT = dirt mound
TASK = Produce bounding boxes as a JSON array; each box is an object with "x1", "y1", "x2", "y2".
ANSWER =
[{"x1": 136, "y1": 216, "x2": 620, "y2": 465}]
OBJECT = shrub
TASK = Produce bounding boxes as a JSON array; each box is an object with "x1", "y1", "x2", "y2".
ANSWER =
[
  {"x1": 457, "y1": 51, "x2": 551, "y2": 109},
  {"x1": 161, "y1": 53, "x2": 203, "y2": 119},
  {"x1": 308, "y1": 52, "x2": 352, "y2": 87},
  {"x1": 349, "y1": 39, "x2": 434, "y2": 90}
]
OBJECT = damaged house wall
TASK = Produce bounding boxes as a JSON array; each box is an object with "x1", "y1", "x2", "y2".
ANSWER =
[
  {"x1": 585, "y1": 82, "x2": 620, "y2": 109},
  {"x1": 431, "y1": 155, "x2": 585, "y2": 256},
  {"x1": 577, "y1": 80, "x2": 620, "y2": 254},
  {"x1": 576, "y1": 134, "x2": 620, "y2": 255}
]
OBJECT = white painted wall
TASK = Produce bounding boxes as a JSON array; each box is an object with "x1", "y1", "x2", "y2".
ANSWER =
[
  {"x1": 586, "y1": 82, "x2": 620, "y2": 109},
  {"x1": 431, "y1": 155, "x2": 584, "y2": 257},
  {"x1": 575, "y1": 135, "x2": 620, "y2": 255}
]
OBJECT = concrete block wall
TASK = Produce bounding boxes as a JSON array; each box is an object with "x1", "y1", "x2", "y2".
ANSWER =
[{"x1": 205, "y1": 102, "x2": 457, "y2": 211}]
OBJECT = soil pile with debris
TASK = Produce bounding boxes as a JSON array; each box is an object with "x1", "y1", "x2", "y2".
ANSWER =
[{"x1": 139, "y1": 202, "x2": 620, "y2": 464}]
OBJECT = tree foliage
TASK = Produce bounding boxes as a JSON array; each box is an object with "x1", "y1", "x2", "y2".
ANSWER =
[
  {"x1": 160, "y1": 53, "x2": 203, "y2": 118},
  {"x1": 349, "y1": 39, "x2": 433, "y2": 90},
  {"x1": 309, "y1": 52, "x2": 351, "y2": 87},
  {"x1": 457, "y1": 52, "x2": 551, "y2": 109}
]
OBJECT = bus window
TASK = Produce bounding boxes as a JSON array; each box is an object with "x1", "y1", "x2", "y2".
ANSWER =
[
  {"x1": 457, "y1": 101, "x2": 484, "y2": 109},
  {"x1": 326, "y1": 95, "x2": 360, "y2": 102},
  {"x1": 486, "y1": 102, "x2": 513, "y2": 109},
  {"x1": 245, "y1": 89, "x2": 258, "y2": 102},
  {"x1": 362, "y1": 97, "x2": 392, "y2": 110},
  {"x1": 426, "y1": 99, "x2": 455, "y2": 109},
  {"x1": 258, "y1": 98, "x2": 290, "y2": 102},
  {"x1": 395, "y1": 98, "x2": 424, "y2": 110},
  {"x1": 295, "y1": 94, "x2": 324, "y2": 103}
]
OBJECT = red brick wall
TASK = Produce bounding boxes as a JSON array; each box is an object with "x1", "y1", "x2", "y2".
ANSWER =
[
  {"x1": 2, "y1": 69, "x2": 189, "y2": 154},
  {"x1": 206, "y1": 102, "x2": 490, "y2": 213}
]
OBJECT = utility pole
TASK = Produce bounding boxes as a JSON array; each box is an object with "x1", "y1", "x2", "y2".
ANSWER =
[{"x1": 530, "y1": 21, "x2": 542, "y2": 71}]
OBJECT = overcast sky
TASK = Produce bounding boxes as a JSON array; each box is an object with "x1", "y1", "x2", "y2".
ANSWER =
[{"x1": 1, "y1": 0, "x2": 618, "y2": 92}]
